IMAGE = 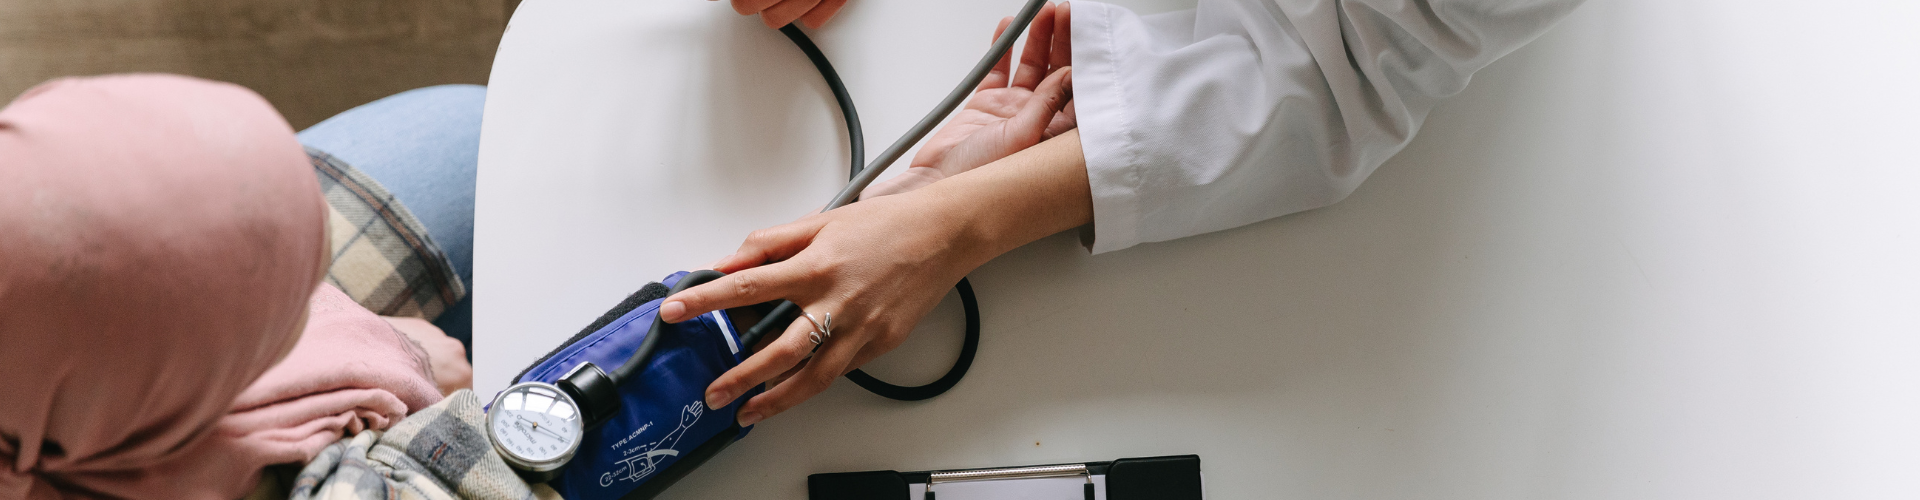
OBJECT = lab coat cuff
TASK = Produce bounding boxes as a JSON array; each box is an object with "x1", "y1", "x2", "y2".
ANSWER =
[{"x1": 1072, "y1": 2, "x2": 1145, "y2": 255}]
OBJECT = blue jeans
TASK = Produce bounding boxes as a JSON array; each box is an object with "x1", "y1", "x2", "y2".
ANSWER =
[{"x1": 299, "y1": 85, "x2": 484, "y2": 356}]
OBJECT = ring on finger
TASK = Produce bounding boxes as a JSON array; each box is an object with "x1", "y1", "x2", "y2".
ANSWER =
[{"x1": 803, "y1": 312, "x2": 834, "y2": 351}]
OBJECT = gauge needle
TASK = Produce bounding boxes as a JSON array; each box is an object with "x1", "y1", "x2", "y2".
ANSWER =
[
  {"x1": 511, "y1": 415, "x2": 563, "y2": 440},
  {"x1": 528, "y1": 420, "x2": 566, "y2": 441}
]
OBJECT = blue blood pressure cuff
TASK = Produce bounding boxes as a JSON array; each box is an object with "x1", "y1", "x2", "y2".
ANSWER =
[{"x1": 511, "y1": 271, "x2": 762, "y2": 500}]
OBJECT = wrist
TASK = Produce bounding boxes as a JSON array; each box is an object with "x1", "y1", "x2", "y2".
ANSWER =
[
  {"x1": 901, "y1": 185, "x2": 1005, "y2": 272},
  {"x1": 915, "y1": 130, "x2": 1091, "y2": 263}
]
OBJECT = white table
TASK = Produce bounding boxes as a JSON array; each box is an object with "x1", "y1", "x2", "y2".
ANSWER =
[{"x1": 476, "y1": 1, "x2": 1920, "y2": 497}]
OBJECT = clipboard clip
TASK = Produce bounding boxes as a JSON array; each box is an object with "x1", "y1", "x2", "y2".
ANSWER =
[
  {"x1": 808, "y1": 454, "x2": 1201, "y2": 500},
  {"x1": 924, "y1": 464, "x2": 1094, "y2": 500}
]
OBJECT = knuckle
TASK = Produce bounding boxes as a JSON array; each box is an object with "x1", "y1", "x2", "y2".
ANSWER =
[
  {"x1": 715, "y1": 380, "x2": 748, "y2": 401},
  {"x1": 761, "y1": 335, "x2": 807, "y2": 364},
  {"x1": 713, "y1": 370, "x2": 745, "y2": 389},
  {"x1": 796, "y1": 372, "x2": 835, "y2": 395},
  {"x1": 671, "y1": 290, "x2": 704, "y2": 312},
  {"x1": 799, "y1": 257, "x2": 835, "y2": 277},
  {"x1": 757, "y1": 398, "x2": 793, "y2": 417},
  {"x1": 868, "y1": 329, "x2": 907, "y2": 353},
  {"x1": 774, "y1": 341, "x2": 810, "y2": 364},
  {"x1": 744, "y1": 228, "x2": 777, "y2": 246},
  {"x1": 782, "y1": 335, "x2": 815, "y2": 360},
  {"x1": 730, "y1": 274, "x2": 760, "y2": 298}
]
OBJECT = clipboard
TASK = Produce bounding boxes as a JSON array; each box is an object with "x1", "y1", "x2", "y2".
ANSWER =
[{"x1": 808, "y1": 454, "x2": 1202, "y2": 500}]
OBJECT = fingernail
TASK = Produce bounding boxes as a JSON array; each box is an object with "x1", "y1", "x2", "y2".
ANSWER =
[
  {"x1": 660, "y1": 301, "x2": 686, "y2": 322},
  {"x1": 705, "y1": 390, "x2": 732, "y2": 410},
  {"x1": 738, "y1": 412, "x2": 762, "y2": 427}
]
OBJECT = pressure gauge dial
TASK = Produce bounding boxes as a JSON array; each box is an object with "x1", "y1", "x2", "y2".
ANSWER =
[{"x1": 488, "y1": 381, "x2": 586, "y2": 482}]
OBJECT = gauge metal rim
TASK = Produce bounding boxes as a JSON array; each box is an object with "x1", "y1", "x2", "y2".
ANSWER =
[{"x1": 487, "y1": 381, "x2": 585, "y2": 473}]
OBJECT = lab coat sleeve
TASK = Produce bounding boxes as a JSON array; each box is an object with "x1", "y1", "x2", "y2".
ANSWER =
[{"x1": 1070, "y1": 0, "x2": 1583, "y2": 253}]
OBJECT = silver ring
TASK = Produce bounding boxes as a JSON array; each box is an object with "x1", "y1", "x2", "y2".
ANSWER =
[{"x1": 803, "y1": 312, "x2": 834, "y2": 347}]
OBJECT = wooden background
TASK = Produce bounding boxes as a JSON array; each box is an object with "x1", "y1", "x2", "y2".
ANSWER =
[{"x1": 0, "y1": 0, "x2": 513, "y2": 129}]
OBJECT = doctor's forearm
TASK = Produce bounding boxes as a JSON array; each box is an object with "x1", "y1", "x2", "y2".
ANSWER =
[{"x1": 919, "y1": 129, "x2": 1091, "y2": 263}]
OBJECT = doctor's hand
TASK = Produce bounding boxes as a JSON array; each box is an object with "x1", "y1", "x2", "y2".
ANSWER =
[
  {"x1": 862, "y1": 2, "x2": 1076, "y2": 199},
  {"x1": 658, "y1": 131, "x2": 1092, "y2": 427},
  {"x1": 726, "y1": 0, "x2": 849, "y2": 29}
]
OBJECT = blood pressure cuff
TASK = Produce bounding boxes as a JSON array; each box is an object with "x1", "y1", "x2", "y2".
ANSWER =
[{"x1": 512, "y1": 271, "x2": 762, "y2": 500}]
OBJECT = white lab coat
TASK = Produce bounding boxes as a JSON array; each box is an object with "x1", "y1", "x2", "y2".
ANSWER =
[{"x1": 1071, "y1": 0, "x2": 1585, "y2": 253}]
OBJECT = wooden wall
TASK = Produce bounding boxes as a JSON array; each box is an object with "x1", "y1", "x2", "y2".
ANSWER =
[{"x1": 0, "y1": 0, "x2": 508, "y2": 129}]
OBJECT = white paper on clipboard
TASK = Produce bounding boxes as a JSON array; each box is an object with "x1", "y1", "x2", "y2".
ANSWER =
[{"x1": 908, "y1": 476, "x2": 1109, "y2": 500}]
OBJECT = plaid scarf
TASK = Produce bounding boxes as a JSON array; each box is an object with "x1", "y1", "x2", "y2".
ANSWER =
[
  {"x1": 287, "y1": 390, "x2": 560, "y2": 500},
  {"x1": 310, "y1": 147, "x2": 467, "y2": 320}
]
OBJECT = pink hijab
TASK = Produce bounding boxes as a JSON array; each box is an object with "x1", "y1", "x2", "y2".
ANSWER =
[{"x1": 0, "y1": 75, "x2": 438, "y2": 499}]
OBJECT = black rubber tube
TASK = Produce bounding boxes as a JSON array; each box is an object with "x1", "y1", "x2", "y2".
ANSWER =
[
  {"x1": 612, "y1": 270, "x2": 726, "y2": 384},
  {"x1": 843, "y1": 278, "x2": 980, "y2": 401},
  {"x1": 778, "y1": 24, "x2": 864, "y2": 179}
]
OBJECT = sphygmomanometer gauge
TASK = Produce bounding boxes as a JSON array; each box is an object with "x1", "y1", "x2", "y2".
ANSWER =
[{"x1": 489, "y1": 380, "x2": 587, "y2": 483}]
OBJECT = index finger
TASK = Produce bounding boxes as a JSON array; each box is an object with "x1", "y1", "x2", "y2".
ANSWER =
[{"x1": 660, "y1": 262, "x2": 806, "y2": 323}]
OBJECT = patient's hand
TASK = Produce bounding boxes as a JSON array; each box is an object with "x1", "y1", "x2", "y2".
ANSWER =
[
  {"x1": 384, "y1": 316, "x2": 473, "y2": 396},
  {"x1": 862, "y1": 2, "x2": 1075, "y2": 199},
  {"x1": 729, "y1": 0, "x2": 849, "y2": 29}
]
